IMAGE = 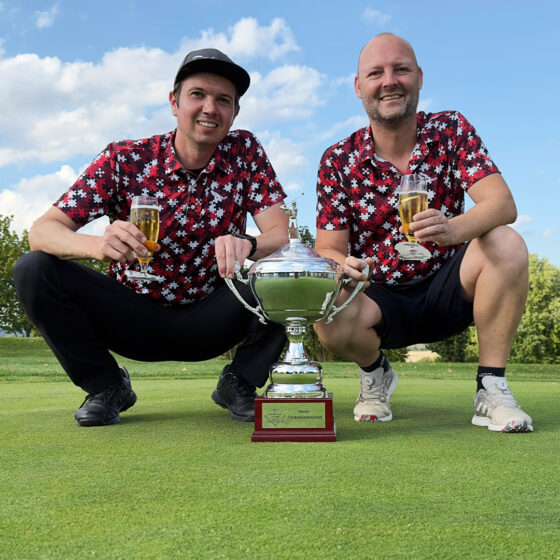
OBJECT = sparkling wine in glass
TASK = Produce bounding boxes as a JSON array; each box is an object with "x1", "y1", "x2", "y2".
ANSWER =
[
  {"x1": 395, "y1": 174, "x2": 431, "y2": 261},
  {"x1": 398, "y1": 174, "x2": 428, "y2": 243},
  {"x1": 127, "y1": 195, "x2": 161, "y2": 281}
]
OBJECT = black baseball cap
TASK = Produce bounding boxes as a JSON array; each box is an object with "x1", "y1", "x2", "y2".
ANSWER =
[{"x1": 174, "y1": 48, "x2": 251, "y2": 96}]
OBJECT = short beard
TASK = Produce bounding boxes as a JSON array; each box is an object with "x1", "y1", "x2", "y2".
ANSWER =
[{"x1": 364, "y1": 90, "x2": 419, "y2": 126}]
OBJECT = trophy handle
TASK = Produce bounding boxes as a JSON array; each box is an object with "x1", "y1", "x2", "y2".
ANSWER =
[
  {"x1": 324, "y1": 259, "x2": 370, "y2": 324},
  {"x1": 224, "y1": 262, "x2": 268, "y2": 324}
]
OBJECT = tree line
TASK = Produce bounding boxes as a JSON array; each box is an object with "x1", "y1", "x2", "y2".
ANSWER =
[{"x1": 1, "y1": 215, "x2": 558, "y2": 363}]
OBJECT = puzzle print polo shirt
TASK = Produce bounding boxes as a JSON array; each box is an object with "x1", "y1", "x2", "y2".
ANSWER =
[
  {"x1": 55, "y1": 129, "x2": 286, "y2": 304},
  {"x1": 316, "y1": 111, "x2": 500, "y2": 285}
]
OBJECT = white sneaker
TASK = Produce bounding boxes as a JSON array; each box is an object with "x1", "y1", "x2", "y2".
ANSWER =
[
  {"x1": 472, "y1": 376, "x2": 533, "y2": 433},
  {"x1": 353, "y1": 357, "x2": 398, "y2": 422}
]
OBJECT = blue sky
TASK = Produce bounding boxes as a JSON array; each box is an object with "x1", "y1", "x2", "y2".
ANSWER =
[{"x1": 1, "y1": 0, "x2": 559, "y2": 265}]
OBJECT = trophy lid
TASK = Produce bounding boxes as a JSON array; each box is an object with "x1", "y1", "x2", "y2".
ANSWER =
[
  {"x1": 249, "y1": 201, "x2": 339, "y2": 275},
  {"x1": 249, "y1": 238, "x2": 339, "y2": 275}
]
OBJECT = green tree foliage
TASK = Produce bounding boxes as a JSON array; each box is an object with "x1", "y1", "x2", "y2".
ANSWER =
[
  {"x1": 428, "y1": 254, "x2": 560, "y2": 364},
  {"x1": 383, "y1": 347, "x2": 408, "y2": 362},
  {"x1": 297, "y1": 225, "x2": 315, "y2": 247},
  {"x1": 427, "y1": 327, "x2": 478, "y2": 363},
  {"x1": 0, "y1": 215, "x2": 34, "y2": 336},
  {"x1": 0, "y1": 214, "x2": 110, "y2": 337},
  {"x1": 509, "y1": 254, "x2": 560, "y2": 364},
  {"x1": 78, "y1": 258, "x2": 110, "y2": 275}
]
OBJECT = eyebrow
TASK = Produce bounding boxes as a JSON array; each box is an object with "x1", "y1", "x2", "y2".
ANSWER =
[{"x1": 186, "y1": 85, "x2": 235, "y2": 100}]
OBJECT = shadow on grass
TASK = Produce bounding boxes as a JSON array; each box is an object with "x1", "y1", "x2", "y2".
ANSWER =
[
  {"x1": 118, "y1": 406, "x2": 247, "y2": 426},
  {"x1": 335, "y1": 402, "x2": 478, "y2": 442}
]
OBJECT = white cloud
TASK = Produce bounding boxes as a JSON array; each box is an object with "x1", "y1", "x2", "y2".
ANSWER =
[
  {"x1": 0, "y1": 165, "x2": 77, "y2": 232},
  {"x1": 258, "y1": 132, "x2": 307, "y2": 179},
  {"x1": 362, "y1": 8, "x2": 391, "y2": 26},
  {"x1": 0, "y1": 17, "x2": 327, "y2": 238},
  {"x1": 315, "y1": 115, "x2": 368, "y2": 143},
  {"x1": 282, "y1": 182, "x2": 305, "y2": 194},
  {"x1": 0, "y1": 18, "x2": 320, "y2": 169},
  {"x1": 236, "y1": 65, "x2": 325, "y2": 129},
  {"x1": 543, "y1": 228, "x2": 553, "y2": 239},
  {"x1": 179, "y1": 17, "x2": 299, "y2": 61},
  {"x1": 334, "y1": 73, "x2": 356, "y2": 87},
  {"x1": 35, "y1": 5, "x2": 58, "y2": 29},
  {"x1": 0, "y1": 48, "x2": 178, "y2": 167},
  {"x1": 418, "y1": 98, "x2": 433, "y2": 112},
  {"x1": 0, "y1": 164, "x2": 112, "y2": 236},
  {"x1": 511, "y1": 214, "x2": 532, "y2": 230}
]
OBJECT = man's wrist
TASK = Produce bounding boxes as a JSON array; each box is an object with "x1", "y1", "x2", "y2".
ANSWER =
[{"x1": 233, "y1": 233, "x2": 257, "y2": 258}]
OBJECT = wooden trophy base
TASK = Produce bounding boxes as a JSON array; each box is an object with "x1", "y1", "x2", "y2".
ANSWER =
[{"x1": 252, "y1": 394, "x2": 336, "y2": 442}]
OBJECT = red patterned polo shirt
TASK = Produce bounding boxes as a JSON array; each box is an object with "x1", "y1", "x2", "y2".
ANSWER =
[
  {"x1": 55, "y1": 129, "x2": 286, "y2": 304},
  {"x1": 316, "y1": 111, "x2": 500, "y2": 285}
]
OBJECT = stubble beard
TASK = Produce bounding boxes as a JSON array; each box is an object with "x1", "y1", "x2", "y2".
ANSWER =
[{"x1": 364, "y1": 89, "x2": 420, "y2": 127}]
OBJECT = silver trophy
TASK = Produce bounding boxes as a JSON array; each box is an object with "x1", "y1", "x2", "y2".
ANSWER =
[{"x1": 225, "y1": 201, "x2": 366, "y2": 400}]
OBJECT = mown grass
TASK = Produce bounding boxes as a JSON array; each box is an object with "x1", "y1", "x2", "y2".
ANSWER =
[
  {"x1": 1, "y1": 337, "x2": 559, "y2": 559},
  {"x1": 1, "y1": 337, "x2": 558, "y2": 382}
]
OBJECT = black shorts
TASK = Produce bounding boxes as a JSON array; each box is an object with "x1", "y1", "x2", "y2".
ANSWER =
[{"x1": 364, "y1": 243, "x2": 473, "y2": 349}]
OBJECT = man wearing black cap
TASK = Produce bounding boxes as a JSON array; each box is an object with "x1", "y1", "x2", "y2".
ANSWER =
[{"x1": 13, "y1": 48, "x2": 289, "y2": 426}]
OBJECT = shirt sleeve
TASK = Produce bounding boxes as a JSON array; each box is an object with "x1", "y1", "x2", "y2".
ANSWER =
[
  {"x1": 242, "y1": 133, "x2": 286, "y2": 216},
  {"x1": 54, "y1": 143, "x2": 118, "y2": 227},
  {"x1": 451, "y1": 112, "x2": 500, "y2": 191},
  {"x1": 316, "y1": 146, "x2": 350, "y2": 231}
]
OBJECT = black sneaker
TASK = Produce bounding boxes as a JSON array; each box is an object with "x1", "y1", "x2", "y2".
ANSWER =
[
  {"x1": 75, "y1": 367, "x2": 137, "y2": 427},
  {"x1": 211, "y1": 365, "x2": 257, "y2": 422}
]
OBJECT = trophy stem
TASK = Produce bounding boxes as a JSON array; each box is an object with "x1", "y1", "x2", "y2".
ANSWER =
[
  {"x1": 265, "y1": 319, "x2": 326, "y2": 398},
  {"x1": 281, "y1": 339, "x2": 308, "y2": 364},
  {"x1": 282, "y1": 319, "x2": 309, "y2": 364}
]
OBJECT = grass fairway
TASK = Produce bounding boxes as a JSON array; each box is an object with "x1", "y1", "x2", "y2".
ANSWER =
[{"x1": 1, "y1": 340, "x2": 559, "y2": 559}]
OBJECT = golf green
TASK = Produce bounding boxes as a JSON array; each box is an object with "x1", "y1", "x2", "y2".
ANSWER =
[{"x1": 1, "y1": 377, "x2": 558, "y2": 559}]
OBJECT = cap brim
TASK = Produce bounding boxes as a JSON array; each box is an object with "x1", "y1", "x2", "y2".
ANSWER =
[{"x1": 175, "y1": 59, "x2": 250, "y2": 96}]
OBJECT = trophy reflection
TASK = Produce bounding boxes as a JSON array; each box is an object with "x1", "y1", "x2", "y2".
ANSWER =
[{"x1": 225, "y1": 202, "x2": 366, "y2": 442}]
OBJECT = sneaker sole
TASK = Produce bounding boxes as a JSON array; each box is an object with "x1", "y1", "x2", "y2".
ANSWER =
[
  {"x1": 211, "y1": 390, "x2": 254, "y2": 423},
  {"x1": 354, "y1": 413, "x2": 393, "y2": 422},
  {"x1": 472, "y1": 415, "x2": 533, "y2": 433}
]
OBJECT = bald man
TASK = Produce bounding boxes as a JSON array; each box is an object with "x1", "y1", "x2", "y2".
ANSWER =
[{"x1": 314, "y1": 33, "x2": 532, "y2": 433}]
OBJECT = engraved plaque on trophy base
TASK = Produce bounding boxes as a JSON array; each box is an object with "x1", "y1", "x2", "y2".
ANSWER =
[{"x1": 252, "y1": 395, "x2": 336, "y2": 442}]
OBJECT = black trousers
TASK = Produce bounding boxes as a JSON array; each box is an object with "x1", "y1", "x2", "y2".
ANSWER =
[{"x1": 13, "y1": 252, "x2": 286, "y2": 394}]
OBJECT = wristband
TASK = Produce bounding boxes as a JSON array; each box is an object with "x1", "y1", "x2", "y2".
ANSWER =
[{"x1": 234, "y1": 233, "x2": 257, "y2": 258}]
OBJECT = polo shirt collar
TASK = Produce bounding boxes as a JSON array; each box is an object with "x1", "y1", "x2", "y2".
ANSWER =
[
  {"x1": 164, "y1": 130, "x2": 234, "y2": 176},
  {"x1": 206, "y1": 136, "x2": 234, "y2": 175},
  {"x1": 164, "y1": 131, "x2": 184, "y2": 176},
  {"x1": 408, "y1": 112, "x2": 441, "y2": 172},
  {"x1": 356, "y1": 112, "x2": 440, "y2": 171}
]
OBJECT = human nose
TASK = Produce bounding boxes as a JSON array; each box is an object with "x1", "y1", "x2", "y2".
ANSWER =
[
  {"x1": 202, "y1": 96, "x2": 217, "y2": 114},
  {"x1": 381, "y1": 69, "x2": 398, "y2": 88}
]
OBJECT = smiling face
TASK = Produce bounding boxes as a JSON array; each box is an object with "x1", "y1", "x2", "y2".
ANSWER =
[
  {"x1": 355, "y1": 34, "x2": 423, "y2": 127},
  {"x1": 170, "y1": 72, "x2": 239, "y2": 156}
]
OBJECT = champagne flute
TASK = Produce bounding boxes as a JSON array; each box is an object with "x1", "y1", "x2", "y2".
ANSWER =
[
  {"x1": 127, "y1": 195, "x2": 161, "y2": 281},
  {"x1": 396, "y1": 174, "x2": 431, "y2": 261},
  {"x1": 398, "y1": 174, "x2": 428, "y2": 242}
]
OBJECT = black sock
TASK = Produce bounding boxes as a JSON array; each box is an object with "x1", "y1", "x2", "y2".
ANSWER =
[
  {"x1": 361, "y1": 352, "x2": 384, "y2": 373},
  {"x1": 477, "y1": 366, "x2": 505, "y2": 391}
]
